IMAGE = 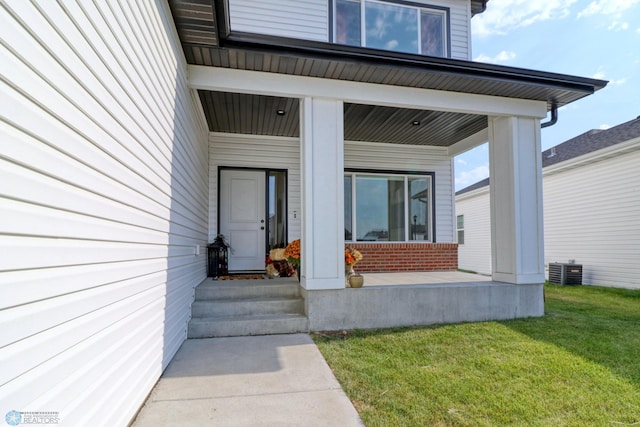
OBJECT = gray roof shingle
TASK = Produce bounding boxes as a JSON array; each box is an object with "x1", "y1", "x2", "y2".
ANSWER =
[{"x1": 541, "y1": 116, "x2": 640, "y2": 168}]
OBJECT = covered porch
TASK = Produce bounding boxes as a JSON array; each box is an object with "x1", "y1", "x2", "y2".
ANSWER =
[
  {"x1": 189, "y1": 63, "x2": 568, "y2": 333},
  {"x1": 194, "y1": 67, "x2": 549, "y2": 291}
]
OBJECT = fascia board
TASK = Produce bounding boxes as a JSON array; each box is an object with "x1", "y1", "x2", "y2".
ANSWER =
[{"x1": 188, "y1": 65, "x2": 548, "y2": 118}]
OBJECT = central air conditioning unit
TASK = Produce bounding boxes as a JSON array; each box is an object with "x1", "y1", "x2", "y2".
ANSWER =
[{"x1": 548, "y1": 263, "x2": 583, "y2": 285}]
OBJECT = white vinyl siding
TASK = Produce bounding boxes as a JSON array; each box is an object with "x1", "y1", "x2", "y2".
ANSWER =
[
  {"x1": 543, "y1": 147, "x2": 640, "y2": 289},
  {"x1": 345, "y1": 140, "x2": 456, "y2": 242},
  {"x1": 209, "y1": 133, "x2": 302, "y2": 243},
  {"x1": 229, "y1": 0, "x2": 329, "y2": 42},
  {"x1": 448, "y1": 0, "x2": 471, "y2": 59},
  {"x1": 229, "y1": 0, "x2": 470, "y2": 59},
  {"x1": 456, "y1": 188, "x2": 492, "y2": 275},
  {"x1": 1, "y1": 1, "x2": 209, "y2": 425}
]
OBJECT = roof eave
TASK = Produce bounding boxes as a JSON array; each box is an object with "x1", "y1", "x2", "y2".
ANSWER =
[{"x1": 220, "y1": 31, "x2": 608, "y2": 103}]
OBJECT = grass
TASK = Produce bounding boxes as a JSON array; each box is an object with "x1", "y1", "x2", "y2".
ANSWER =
[{"x1": 313, "y1": 284, "x2": 640, "y2": 426}]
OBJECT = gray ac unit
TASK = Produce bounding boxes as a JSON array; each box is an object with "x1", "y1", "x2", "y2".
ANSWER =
[{"x1": 549, "y1": 263, "x2": 582, "y2": 285}]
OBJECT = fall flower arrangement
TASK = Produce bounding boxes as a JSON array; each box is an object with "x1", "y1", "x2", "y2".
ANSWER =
[
  {"x1": 345, "y1": 247, "x2": 364, "y2": 287},
  {"x1": 345, "y1": 247, "x2": 363, "y2": 266},
  {"x1": 284, "y1": 239, "x2": 301, "y2": 268}
]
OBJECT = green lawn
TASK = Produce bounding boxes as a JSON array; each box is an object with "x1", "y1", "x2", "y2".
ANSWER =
[{"x1": 313, "y1": 284, "x2": 640, "y2": 426}]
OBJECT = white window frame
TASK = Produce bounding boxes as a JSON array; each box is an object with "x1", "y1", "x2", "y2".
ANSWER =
[
  {"x1": 333, "y1": 0, "x2": 449, "y2": 57},
  {"x1": 345, "y1": 171, "x2": 434, "y2": 243}
]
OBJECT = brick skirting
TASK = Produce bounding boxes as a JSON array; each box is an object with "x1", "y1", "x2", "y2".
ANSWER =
[{"x1": 347, "y1": 243, "x2": 458, "y2": 272}]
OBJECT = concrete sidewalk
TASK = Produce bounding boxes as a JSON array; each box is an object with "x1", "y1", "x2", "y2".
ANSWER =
[{"x1": 132, "y1": 334, "x2": 364, "y2": 426}]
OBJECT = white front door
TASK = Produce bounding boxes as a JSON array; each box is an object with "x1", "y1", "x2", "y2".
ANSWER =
[{"x1": 220, "y1": 169, "x2": 266, "y2": 271}]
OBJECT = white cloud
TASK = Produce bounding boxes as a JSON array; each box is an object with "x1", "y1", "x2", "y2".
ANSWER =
[
  {"x1": 455, "y1": 165, "x2": 490, "y2": 189},
  {"x1": 579, "y1": 0, "x2": 640, "y2": 31},
  {"x1": 385, "y1": 40, "x2": 399, "y2": 50},
  {"x1": 474, "y1": 50, "x2": 517, "y2": 64},
  {"x1": 608, "y1": 20, "x2": 629, "y2": 30},
  {"x1": 578, "y1": 0, "x2": 640, "y2": 17},
  {"x1": 591, "y1": 68, "x2": 627, "y2": 85},
  {"x1": 472, "y1": 0, "x2": 577, "y2": 37},
  {"x1": 457, "y1": 158, "x2": 468, "y2": 165},
  {"x1": 599, "y1": 123, "x2": 612, "y2": 130}
]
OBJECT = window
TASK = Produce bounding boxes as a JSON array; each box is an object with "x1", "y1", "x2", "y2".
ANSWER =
[
  {"x1": 334, "y1": 0, "x2": 448, "y2": 57},
  {"x1": 345, "y1": 172, "x2": 433, "y2": 242},
  {"x1": 457, "y1": 214, "x2": 464, "y2": 245},
  {"x1": 268, "y1": 171, "x2": 287, "y2": 249}
]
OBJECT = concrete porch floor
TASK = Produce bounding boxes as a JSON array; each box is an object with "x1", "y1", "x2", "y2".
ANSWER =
[{"x1": 360, "y1": 270, "x2": 492, "y2": 286}]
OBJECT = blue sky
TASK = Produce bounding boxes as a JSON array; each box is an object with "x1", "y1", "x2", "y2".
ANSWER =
[{"x1": 454, "y1": 0, "x2": 640, "y2": 191}]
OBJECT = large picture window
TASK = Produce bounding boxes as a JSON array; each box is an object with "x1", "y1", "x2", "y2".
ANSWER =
[
  {"x1": 345, "y1": 172, "x2": 434, "y2": 242},
  {"x1": 334, "y1": 0, "x2": 448, "y2": 57}
]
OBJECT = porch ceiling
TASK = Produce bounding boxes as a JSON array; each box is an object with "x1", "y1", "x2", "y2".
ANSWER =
[
  {"x1": 199, "y1": 91, "x2": 488, "y2": 146},
  {"x1": 169, "y1": 1, "x2": 606, "y2": 146}
]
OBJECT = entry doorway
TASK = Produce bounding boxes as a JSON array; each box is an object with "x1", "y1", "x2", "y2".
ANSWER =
[{"x1": 219, "y1": 168, "x2": 287, "y2": 272}]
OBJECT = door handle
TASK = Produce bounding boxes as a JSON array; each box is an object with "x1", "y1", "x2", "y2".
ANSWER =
[
  {"x1": 260, "y1": 226, "x2": 265, "y2": 230},
  {"x1": 260, "y1": 219, "x2": 265, "y2": 223}
]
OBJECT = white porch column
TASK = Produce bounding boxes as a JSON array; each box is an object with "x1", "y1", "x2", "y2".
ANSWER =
[
  {"x1": 299, "y1": 97, "x2": 345, "y2": 290},
  {"x1": 488, "y1": 116, "x2": 545, "y2": 284}
]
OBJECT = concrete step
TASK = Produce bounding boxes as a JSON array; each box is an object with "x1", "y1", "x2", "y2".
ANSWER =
[
  {"x1": 189, "y1": 277, "x2": 308, "y2": 337},
  {"x1": 195, "y1": 278, "x2": 300, "y2": 301},
  {"x1": 191, "y1": 297, "x2": 304, "y2": 317},
  {"x1": 188, "y1": 314, "x2": 309, "y2": 338}
]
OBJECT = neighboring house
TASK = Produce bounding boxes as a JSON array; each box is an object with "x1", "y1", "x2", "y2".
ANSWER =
[
  {"x1": 456, "y1": 117, "x2": 640, "y2": 288},
  {"x1": 1, "y1": 0, "x2": 605, "y2": 424}
]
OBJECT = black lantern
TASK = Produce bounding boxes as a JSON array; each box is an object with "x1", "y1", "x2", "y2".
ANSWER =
[{"x1": 207, "y1": 235, "x2": 229, "y2": 279}]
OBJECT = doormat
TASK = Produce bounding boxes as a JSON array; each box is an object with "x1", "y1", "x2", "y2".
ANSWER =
[{"x1": 217, "y1": 274, "x2": 266, "y2": 280}]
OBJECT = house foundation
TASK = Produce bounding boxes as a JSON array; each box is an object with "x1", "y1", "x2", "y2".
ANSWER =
[{"x1": 302, "y1": 281, "x2": 544, "y2": 331}]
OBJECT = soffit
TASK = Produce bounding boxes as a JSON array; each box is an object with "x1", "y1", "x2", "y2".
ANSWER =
[
  {"x1": 168, "y1": 0, "x2": 218, "y2": 46},
  {"x1": 200, "y1": 91, "x2": 488, "y2": 146}
]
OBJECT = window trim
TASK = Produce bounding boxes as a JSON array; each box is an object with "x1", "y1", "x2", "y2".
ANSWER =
[
  {"x1": 344, "y1": 169, "x2": 436, "y2": 243},
  {"x1": 330, "y1": 0, "x2": 451, "y2": 58}
]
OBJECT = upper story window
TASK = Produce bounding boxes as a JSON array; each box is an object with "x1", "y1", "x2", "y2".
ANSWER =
[{"x1": 333, "y1": 0, "x2": 449, "y2": 57}]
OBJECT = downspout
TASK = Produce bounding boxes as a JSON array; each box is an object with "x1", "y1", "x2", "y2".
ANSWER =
[{"x1": 541, "y1": 104, "x2": 558, "y2": 128}]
